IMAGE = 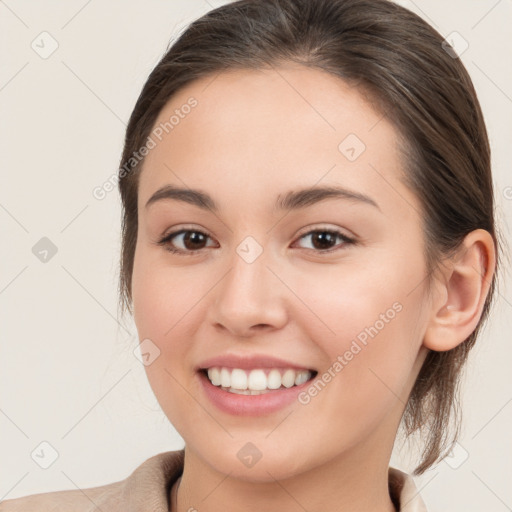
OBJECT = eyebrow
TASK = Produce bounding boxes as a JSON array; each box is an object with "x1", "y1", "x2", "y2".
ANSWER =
[{"x1": 144, "y1": 184, "x2": 380, "y2": 212}]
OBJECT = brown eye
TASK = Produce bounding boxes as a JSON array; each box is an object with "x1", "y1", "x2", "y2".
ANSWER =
[
  {"x1": 157, "y1": 229, "x2": 216, "y2": 255},
  {"x1": 295, "y1": 229, "x2": 356, "y2": 253},
  {"x1": 180, "y1": 231, "x2": 209, "y2": 250},
  {"x1": 308, "y1": 231, "x2": 337, "y2": 250}
]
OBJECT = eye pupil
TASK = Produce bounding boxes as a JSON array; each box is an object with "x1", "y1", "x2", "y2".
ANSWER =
[
  {"x1": 184, "y1": 231, "x2": 207, "y2": 249},
  {"x1": 312, "y1": 231, "x2": 336, "y2": 250}
]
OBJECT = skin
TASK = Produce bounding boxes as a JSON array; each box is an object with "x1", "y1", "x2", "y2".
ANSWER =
[{"x1": 131, "y1": 63, "x2": 495, "y2": 512}]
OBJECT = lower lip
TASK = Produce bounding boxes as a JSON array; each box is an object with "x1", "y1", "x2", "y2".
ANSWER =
[{"x1": 198, "y1": 371, "x2": 314, "y2": 416}]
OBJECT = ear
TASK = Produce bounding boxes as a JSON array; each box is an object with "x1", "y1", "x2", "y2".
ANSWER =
[{"x1": 423, "y1": 229, "x2": 496, "y2": 352}]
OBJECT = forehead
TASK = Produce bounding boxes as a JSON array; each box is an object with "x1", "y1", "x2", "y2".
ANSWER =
[{"x1": 138, "y1": 64, "x2": 419, "y2": 219}]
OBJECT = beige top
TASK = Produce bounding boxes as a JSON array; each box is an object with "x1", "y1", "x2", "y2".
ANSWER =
[{"x1": 0, "y1": 450, "x2": 428, "y2": 511}]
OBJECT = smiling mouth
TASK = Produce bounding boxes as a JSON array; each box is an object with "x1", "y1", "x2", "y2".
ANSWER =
[{"x1": 199, "y1": 367, "x2": 318, "y2": 395}]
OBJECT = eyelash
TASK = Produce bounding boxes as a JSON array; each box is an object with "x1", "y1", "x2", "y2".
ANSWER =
[{"x1": 155, "y1": 226, "x2": 357, "y2": 256}]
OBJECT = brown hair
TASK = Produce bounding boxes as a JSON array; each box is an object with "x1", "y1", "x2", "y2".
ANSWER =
[{"x1": 117, "y1": 0, "x2": 503, "y2": 475}]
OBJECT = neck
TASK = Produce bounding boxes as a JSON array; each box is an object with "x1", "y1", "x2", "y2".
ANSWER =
[{"x1": 171, "y1": 434, "x2": 397, "y2": 512}]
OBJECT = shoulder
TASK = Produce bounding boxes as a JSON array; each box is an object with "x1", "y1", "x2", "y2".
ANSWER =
[
  {"x1": 0, "y1": 450, "x2": 185, "y2": 512},
  {"x1": 0, "y1": 481, "x2": 124, "y2": 512},
  {"x1": 389, "y1": 466, "x2": 429, "y2": 512},
  {"x1": 0, "y1": 480, "x2": 125, "y2": 512}
]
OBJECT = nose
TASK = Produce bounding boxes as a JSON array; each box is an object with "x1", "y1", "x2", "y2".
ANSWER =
[{"x1": 207, "y1": 246, "x2": 288, "y2": 338}]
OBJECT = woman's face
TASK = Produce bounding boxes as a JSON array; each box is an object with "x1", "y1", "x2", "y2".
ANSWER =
[{"x1": 132, "y1": 64, "x2": 432, "y2": 481}]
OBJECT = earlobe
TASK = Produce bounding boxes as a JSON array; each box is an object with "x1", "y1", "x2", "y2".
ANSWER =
[{"x1": 422, "y1": 229, "x2": 496, "y2": 352}]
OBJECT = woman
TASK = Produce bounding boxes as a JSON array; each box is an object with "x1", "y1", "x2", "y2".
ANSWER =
[{"x1": 1, "y1": 0, "x2": 501, "y2": 510}]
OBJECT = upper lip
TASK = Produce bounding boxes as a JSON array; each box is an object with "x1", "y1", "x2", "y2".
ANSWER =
[{"x1": 197, "y1": 353, "x2": 315, "y2": 372}]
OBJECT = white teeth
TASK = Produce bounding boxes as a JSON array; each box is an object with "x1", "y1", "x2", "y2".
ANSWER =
[
  {"x1": 220, "y1": 368, "x2": 231, "y2": 388},
  {"x1": 267, "y1": 369, "x2": 282, "y2": 390},
  {"x1": 207, "y1": 367, "x2": 221, "y2": 386},
  {"x1": 247, "y1": 369, "x2": 267, "y2": 390},
  {"x1": 230, "y1": 369, "x2": 248, "y2": 390},
  {"x1": 205, "y1": 367, "x2": 313, "y2": 392},
  {"x1": 294, "y1": 370, "x2": 309, "y2": 386},
  {"x1": 281, "y1": 369, "x2": 296, "y2": 388}
]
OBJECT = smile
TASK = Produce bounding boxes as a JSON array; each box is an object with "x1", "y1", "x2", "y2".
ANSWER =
[
  {"x1": 204, "y1": 367, "x2": 316, "y2": 394},
  {"x1": 198, "y1": 367, "x2": 318, "y2": 415}
]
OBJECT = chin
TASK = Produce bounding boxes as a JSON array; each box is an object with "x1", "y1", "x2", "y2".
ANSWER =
[{"x1": 194, "y1": 442, "x2": 314, "y2": 483}]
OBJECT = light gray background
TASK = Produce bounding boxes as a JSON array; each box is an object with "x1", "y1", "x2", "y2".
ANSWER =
[{"x1": 1, "y1": 1, "x2": 511, "y2": 510}]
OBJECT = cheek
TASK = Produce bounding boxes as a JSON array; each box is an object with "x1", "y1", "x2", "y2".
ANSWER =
[
  {"x1": 131, "y1": 255, "x2": 207, "y2": 432},
  {"x1": 290, "y1": 255, "x2": 426, "y2": 418},
  {"x1": 132, "y1": 245, "x2": 200, "y2": 340},
  {"x1": 288, "y1": 253, "x2": 420, "y2": 345},
  {"x1": 131, "y1": 250, "x2": 210, "y2": 387}
]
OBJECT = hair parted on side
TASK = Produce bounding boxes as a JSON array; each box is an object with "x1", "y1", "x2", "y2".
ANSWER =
[{"x1": 116, "y1": 0, "x2": 503, "y2": 475}]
